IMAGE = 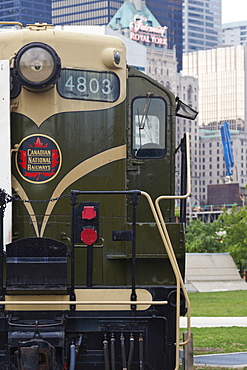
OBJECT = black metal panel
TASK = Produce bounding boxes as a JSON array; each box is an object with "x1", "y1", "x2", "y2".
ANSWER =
[
  {"x1": 6, "y1": 237, "x2": 68, "y2": 257},
  {"x1": 112, "y1": 230, "x2": 133, "y2": 241},
  {"x1": 6, "y1": 238, "x2": 68, "y2": 292}
]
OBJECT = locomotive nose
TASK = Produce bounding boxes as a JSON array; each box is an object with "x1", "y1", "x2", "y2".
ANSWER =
[{"x1": 14, "y1": 42, "x2": 61, "y2": 90}]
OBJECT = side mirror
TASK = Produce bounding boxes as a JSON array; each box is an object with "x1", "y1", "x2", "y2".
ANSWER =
[{"x1": 175, "y1": 97, "x2": 198, "y2": 120}]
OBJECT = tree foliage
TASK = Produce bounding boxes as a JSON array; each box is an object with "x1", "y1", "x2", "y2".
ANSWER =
[
  {"x1": 186, "y1": 206, "x2": 247, "y2": 271},
  {"x1": 217, "y1": 206, "x2": 247, "y2": 271},
  {"x1": 186, "y1": 218, "x2": 223, "y2": 253}
]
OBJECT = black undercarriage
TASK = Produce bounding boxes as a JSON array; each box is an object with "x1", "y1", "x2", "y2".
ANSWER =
[{"x1": 0, "y1": 285, "x2": 183, "y2": 370}]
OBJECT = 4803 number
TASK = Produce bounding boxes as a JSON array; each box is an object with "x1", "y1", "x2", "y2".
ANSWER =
[
  {"x1": 57, "y1": 69, "x2": 120, "y2": 102},
  {"x1": 65, "y1": 76, "x2": 112, "y2": 95}
]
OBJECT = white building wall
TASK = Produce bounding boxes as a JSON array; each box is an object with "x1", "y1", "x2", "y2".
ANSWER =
[
  {"x1": 176, "y1": 75, "x2": 200, "y2": 206},
  {"x1": 222, "y1": 21, "x2": 247, "y2": 46},
  {"x1": 146, "y1": 46, "x2": 178, "y2": 95}
]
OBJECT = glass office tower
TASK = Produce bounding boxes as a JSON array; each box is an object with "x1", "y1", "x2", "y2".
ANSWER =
[
  {"x1": 52, "y1": 1, "x2": 124, "y2": 26},
  {"x1": 183, "y1": 45, "x2": 246, "y2": 129},
  {"x1": 146, "y1": 0, "x2": 183, "y2": 71},
  {"x1": 183, "y1": 0, "x2": 222, "y2": 53},
  {"x1": 0, "y1": 0, "x2": 52, "y2": 26}
]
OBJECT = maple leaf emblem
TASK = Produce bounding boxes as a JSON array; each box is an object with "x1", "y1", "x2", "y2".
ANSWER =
[
  {"x1": 19, "y1": 150, "x2": 27, "y2": 169},
  {"x1": 30, "y1": 137, "x2": 48, "y2": 148},
  {"x1": 52, "y1": 150, "x2": 60, "y2": 168}
]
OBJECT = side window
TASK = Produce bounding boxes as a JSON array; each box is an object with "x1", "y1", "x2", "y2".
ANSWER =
[{"x1": 132, "y1": 97, "x2": 167, "y2": 158}]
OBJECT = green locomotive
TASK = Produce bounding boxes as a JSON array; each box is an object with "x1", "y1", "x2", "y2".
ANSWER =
[{"x1": 0, "y1": 23, "x2": 196, "y2": 369}]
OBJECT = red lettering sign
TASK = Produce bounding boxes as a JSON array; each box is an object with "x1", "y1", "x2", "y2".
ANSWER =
[{"x1": 129, "y1": 14, "x2": 168, "y2": 46}]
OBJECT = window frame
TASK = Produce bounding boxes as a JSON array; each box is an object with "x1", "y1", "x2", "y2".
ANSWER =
[{"x1": 131, "y1": 95, "x2": 167, "y2": 159}]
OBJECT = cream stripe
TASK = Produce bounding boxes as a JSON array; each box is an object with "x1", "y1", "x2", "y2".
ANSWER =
[
  {"x1": 11, "y1": 176, "x2": 39, "y2": 237},
  {"x1": 40, "y1": 144, "x2": 126, "y2": 237}
]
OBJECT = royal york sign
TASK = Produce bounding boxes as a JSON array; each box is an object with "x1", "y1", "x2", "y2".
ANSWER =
[{"x1": 129, "y1": 15, "x2": 167, "y2": 46}]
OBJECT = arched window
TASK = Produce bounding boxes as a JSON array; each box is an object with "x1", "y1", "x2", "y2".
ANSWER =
[
  {"x1": 187, "y1": 85, "x2": 192, "y2": 101},
  {"x1": 166, "y1": 81, "x2": 171, "y2": 90}
]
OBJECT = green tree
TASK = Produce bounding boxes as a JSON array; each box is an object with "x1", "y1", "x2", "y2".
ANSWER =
[
  {"x1": 186, "y1": 218, "x2": 223, "y2": 253},
  {"x1": 218, "y1": 206, "x2": 247, "y2": 271}
]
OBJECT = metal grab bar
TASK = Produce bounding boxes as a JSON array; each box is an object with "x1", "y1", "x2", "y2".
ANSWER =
[
  {"x1": 140, "y1": 133, "x2": 192, "y2": 370},
  {"x1": 157, "y1": 132, "x2": 191, "y2": 201},
  {"x1": 154, "y1": 132, "x2": 191, "y2": 344},
  {"x1": 3, "y1": 300, "x2": 168, "y2": 306},
  {"x1": 0, "y1": 22, "x2": 23, "y2": 28},
  {"x1": 141, "y1": 191, "x2": 191, "y2": 370}
]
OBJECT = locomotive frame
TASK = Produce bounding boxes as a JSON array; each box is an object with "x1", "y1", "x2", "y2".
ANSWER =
[{"x1": 0, "y1": 22, "x2": 197, "y2": 369}]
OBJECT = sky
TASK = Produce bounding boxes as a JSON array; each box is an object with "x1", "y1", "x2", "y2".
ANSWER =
[{"x1": 222, "y1": 0, "x2": 247, "y2": 24}]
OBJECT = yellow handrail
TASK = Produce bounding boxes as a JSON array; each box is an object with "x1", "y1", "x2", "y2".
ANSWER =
[
  {"x1": 141, "y1": 191, "x2": 185, "y2": 370},
  {"x1": 3, "y1": 300, "x2": 168, "y2": 306},
  {"x1": 0, "y1": 21, "x2": 22, "y2": 28},
  {"x1": 140, "y1": 132, "x2": 191, "y2": 370}
]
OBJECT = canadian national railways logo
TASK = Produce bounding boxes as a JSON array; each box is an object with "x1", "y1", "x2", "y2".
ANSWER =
[{"x1": 16, "y1": 135, "x2": 62, "y2": 183}]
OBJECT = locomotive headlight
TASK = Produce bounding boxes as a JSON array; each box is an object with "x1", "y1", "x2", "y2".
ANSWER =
[
  {"x1": 101, "y1": 48, "x2": 123, "y2": 69},
  {"x1": 14, "y1": 42, "x2": 61, "y2": 90}
]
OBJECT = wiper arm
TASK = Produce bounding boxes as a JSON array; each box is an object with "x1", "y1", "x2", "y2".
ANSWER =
[{"x1": 138, "y1": 92, "x2": 154, "y2": 129}]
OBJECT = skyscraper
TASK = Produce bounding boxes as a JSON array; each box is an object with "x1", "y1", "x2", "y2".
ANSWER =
[
  {"x1": 52, "y1": 0, "x2": 123, "y2": 26},
  {"x1": 146, "y1": 0, "x2": 183, "y2": 71},
  {"x1": 183, "y1": 0, "x2": 222, "y2": 53},
  {"x1": 183, "y1": 45, "x2": 247, "y2": 130},
  {"x1": 0, "y1": 0, "x2": 52, "y2": 26}
]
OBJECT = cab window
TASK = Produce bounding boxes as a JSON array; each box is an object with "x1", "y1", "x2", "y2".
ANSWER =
[{"x1": 132, "y1": 96, "x2": 167, "y2": 158}]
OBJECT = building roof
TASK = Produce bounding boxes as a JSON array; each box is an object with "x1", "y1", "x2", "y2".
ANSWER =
[
  {"x1": 199, "y1": 129, "x2": 240, "y2": 139},
  {"x1": 108, "y1": 0, "x2": 161, "y2": 30},
  {"x1": 223, "y1": 20, "x2": 247, "y2": 29}
]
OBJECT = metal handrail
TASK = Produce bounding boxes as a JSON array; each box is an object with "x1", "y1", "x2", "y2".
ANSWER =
[
  {"x1": 153, "y1": 132, "x2": 192, "y2": 369},
  {"x1": 136, "y1": 133, "x2": 191, "y2": 369},
  {"x1": 141, "y1": 191, "x2": 187, "y2": 370},
  {"x1": 3, "y1": 300, "x2": 168, "y2": 306},
  {"x1": 0, "y1": 22, "x2": 23, "y2": 28}
]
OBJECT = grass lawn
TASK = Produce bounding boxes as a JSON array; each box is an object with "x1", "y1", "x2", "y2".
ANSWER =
[
  {"x1": 180, "y1": 290, "x2": 247, "y2": 357},
  {"x1": 188, "y1": 290, "x2": 247, "y2": 316},
  {"x1": 191, "y1": 327, "x2": 247, "y2": 355},
  {"x1": 193, "y1": 368, "x2": 246, "y2": 370}
]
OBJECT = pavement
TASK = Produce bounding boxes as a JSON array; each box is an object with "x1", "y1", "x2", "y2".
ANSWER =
[
  {"x1": 180, "y1": 316, "x2": 247, "y2": 328},
  {"x1": 180, "y1": 317, "x2": 247, "y2": 368},
  {"x1": 194, "y1": 352, "x2": 247, "y2": 368}
]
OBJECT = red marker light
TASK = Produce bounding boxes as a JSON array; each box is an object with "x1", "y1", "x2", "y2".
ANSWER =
[
  {"x1": 80, "y1": 228, "x2": 97, "y2": 245},
  {"x1": 82, "y1": 206, "x2": 96, "y2": 220}
]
